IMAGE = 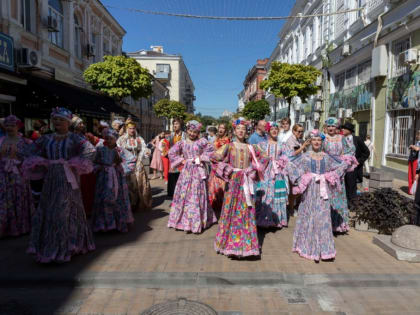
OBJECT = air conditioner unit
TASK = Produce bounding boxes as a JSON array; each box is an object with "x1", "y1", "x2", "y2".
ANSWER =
[
  {"x1": 87, "y1": 44, "x2": 95, "y2": 57},
  {"x1": 341, "y1": 43, "x2": 351, "y2": 56},
  {"x1": 338, "y1": 108, "x2": 345, "y2": 118},
  {"x1": 313, "y1": 112, "x2": 320, "y2": 121},
  {"x1": 399, "y1": 49, "x2": 419, "y2": 65},
  {"x1": 16, "y1": 48, "x2": 42, "y2": 68},
  {"x1": 371, "y1": 45, "x2": 388, "y2": 78},
  {"x1": 47, "y1": 16, "x2": 59, "y2": 32},
  {"x1": 345, "y1": 108, "x2": 353, "y2": 118},
  {"x1": 299, "y1": 114, "x2": 306, "y2": 123},
  {"x1": 314, "y1": 100, "x2": 322, "y2": 111}
]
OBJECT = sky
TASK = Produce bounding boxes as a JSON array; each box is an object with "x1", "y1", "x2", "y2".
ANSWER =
[{"x1": 101, "y1": 0, "x2": 296, "y2": 117}]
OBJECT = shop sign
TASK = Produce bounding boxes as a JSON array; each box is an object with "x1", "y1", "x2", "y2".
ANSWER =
[
  {"x1": 329, "y1": 81, "x2": 372, "y2": 115},
  {"x1": 386, "y1": 71, "x2": 420, "y2": 110},
  {"x1": 0, "y1": 32, "x2": 14, "y2": 72}
]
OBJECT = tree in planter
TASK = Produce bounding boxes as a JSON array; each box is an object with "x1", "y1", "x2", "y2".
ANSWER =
[
  {"x1": 260, "y1": 62, "x2": 321, "y2": 116},
  {"x1": 83, "y1": 55, "x2": 153, "y2": 101},
  {"x1": 242, "y1": 99, "x2": 270, "y2": 122},
  {"x1": 153, "y1": 99, "x2": 187, "y2": 121}
]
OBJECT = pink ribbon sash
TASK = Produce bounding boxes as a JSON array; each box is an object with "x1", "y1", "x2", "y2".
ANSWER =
[
  {"x1": 187, "y1": 157, "x2": 207, "y2": 180},
  {"x1": 3, "y1": 158, "x2": 20, "y2": 175},
  {"x1": 234, "y1": 168, "x2": 255, "y2": 207},
  {"x1": 105, "y1": 165, "x2": 119, "y2": 201},
  {"x1": 50, "y1": 159, "x2": 79, "y2": 190},
  {"x1": 312, "y1": 173, "x2": 328, "y2": 200}
]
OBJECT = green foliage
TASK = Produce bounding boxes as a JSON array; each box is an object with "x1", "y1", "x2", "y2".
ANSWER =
[
  {"x1": 83, "y1": 55, "x2": 153, "y2": 101},
  {"x1": 200, "y1": 115, "x2": 217, "y2": 128},
  {"x1": 351, "y1": 188, "x2": 416, "y2": 235},
  {"x1": 153, "y1": 99, "x2": 187, "y2": 120},
  {"x1": 184, "y1": 113, "x2": 201, "y2": 123},
  {"x1": 217, "y1": 115, "x2": 232, "y2": 127},
  {"x1": 242, "y1": 99, "x2": 270, "y2": 122},
  {"x1": 260, "y1": 62, "x2": 322, "y2": 107}
]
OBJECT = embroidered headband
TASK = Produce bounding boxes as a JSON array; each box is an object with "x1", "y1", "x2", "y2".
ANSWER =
[
  {"x1": 265, "y1": 121, "x2": 279, "y2": 132},
  {"x1": 186, "y1": 120, "x2": 202, "y2": 131},
  {"x1": 310, "y1": 129, "x2": 325, "y2": 140},
  {"x1": 3, "y1": 115, "x2": 21, "y2": 127},
  {"x1": 232, "y1": 117, "x2": 250, "y2": 128},
  {"x1": 51, "y1": 107, "x2": 73, "y2": 122},
  {"x1": 325, "y1": 117, "x2": 339, "y2": 127}
]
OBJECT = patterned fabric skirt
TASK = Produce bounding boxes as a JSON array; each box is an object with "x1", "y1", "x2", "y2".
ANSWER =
[
  {"x1": 256, "y1": 178, "x2": 288, "y2": 228},
  {"x1": 330, "y1": 178, "x2": 350, "y2": 233},
  {"x1": 92, "y1": 169, "x2": 134, "y2": 233},
  {"x1": 293, "y1": 184, "x2": 336, "y2": 261},
  {"x1": 208, "y1": 169, "x2": 226, "y2": 217},
  {"x1": 27, "y1": 165, "x2": 95, "y2": 263},
  {"x1": 128, "y1": 164, "x2": 152, "y2": 211},
  {"x1": 214, "y1": 171, "x2": 260, "y2": 257},
  {"x1": 0, "y1": 168, "x2": 33, "y2": 237}
]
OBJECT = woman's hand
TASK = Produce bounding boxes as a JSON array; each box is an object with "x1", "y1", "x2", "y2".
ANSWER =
[{"x1": 416, "y1": 174, "x2": 419, "y2": 182}]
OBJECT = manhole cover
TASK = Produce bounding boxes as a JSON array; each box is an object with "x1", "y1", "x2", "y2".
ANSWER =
[{"x1": 141, "y1": 298, "x2": 217, "y2": 315}]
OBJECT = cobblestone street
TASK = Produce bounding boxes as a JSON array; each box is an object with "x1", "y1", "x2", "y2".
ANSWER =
[{"x1": 0, "y1": 180, "x2": 419, "y2": 315}]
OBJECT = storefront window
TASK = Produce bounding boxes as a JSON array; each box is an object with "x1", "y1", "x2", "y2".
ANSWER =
[
  {"x1": 388, "y1": 109, "x2": 413, "y2": 156},
  {"x1": 48, "y1": 0, "x2": 64, "y2": 48}
]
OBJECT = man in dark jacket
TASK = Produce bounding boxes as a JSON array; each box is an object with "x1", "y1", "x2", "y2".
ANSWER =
[{"x1": 341, "y1": 122, "x2": 370, "y2": 201}]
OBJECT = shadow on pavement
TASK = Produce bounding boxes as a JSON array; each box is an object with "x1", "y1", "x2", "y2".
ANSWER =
[{"x1": 0, "y1": 184, "x2": 168, "y2": 315}]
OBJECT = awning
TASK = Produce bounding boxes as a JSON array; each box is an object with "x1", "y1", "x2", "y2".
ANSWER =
[{"x1": 20, "y1": 75, "x2": 132, "y2": 119}]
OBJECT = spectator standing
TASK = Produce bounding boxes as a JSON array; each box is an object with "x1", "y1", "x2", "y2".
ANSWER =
[{"x1": 248, "y1": 120, "x2": 267, "y2": 145}]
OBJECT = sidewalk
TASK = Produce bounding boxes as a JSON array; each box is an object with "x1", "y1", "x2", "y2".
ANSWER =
[{"x1": 1, "y1": 179, "x2": 420, "y2": 315}]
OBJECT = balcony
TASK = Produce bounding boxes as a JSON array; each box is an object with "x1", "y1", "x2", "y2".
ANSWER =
[{"x1": 155, "y1": 71, "x2": 170, "y2": 81}]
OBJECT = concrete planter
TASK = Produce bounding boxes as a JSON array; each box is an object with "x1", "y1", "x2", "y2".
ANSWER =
[{"x1": 369, "y1": 171, "x2": 393, "y2": 190}]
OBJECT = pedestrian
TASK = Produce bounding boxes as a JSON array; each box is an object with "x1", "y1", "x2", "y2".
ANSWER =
[
  {"x1": 248, "y1": 120, "x2": 267, "y2": 145},
  {"x1": 214, "y1": 117, "x2": 268, "y2": 258},
  {"x1": 117, "y1": 119, "x2": 152, "y2": 211},
  {"x1": 160, "y1": 131, "x2": 171, "y2": 182},
  {"x1": 322, "y1": 117, "x2": 357, "y2": 233},
  {"x1": 91, "y1": 128, "x2": 136, "y2": 233},
  {"x1": 255, "y1": 121, "x2": 289, "y2": 228},
  {"x1": 287, "y1": 129, "x2": 347, "y2": 261},
  {"x1": 341, "y1": 122, "x2": 370, "y2": 200},
  {"x1": 364, "y1": 135, "x2": 375, "y2": 175},
  {"x1": 0, "y1": 115, "x2": 33, "y2": 238},
  {"x1": 408, "y1": 131, "x2": 420, "y2": 195},
  {"x1": 150, "y1": 132, "x2": 164, "y2": 180},
  {"x1": 207, "y1": 127, "x2": 217, "y2": 144},
  {"x1": 167, "y1": 118, "x2": 186, "y2": 198},
  {"x1": 278, "y1": 118, "x2": 292, "y2": 144},
  {"x1": 208, "y1": 123, "x2": 231, "y2": 216},
  {"x1": 23, "y1": 107, "x2": 95, "y2": 263},
  {"x1": 111, "y1": 119, "x2": 124, "y2": 136},
  {"x1": 167, "y1": 120, "x2": 216, "y2": 233}
]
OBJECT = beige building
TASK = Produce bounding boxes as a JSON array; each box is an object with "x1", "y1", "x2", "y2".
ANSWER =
[
  {"x1": 127, "y1": 46, "x2": 196, "y2": 113},
  {"x1": 0, "y1": 0, "x2": 129, "y2": 129}
]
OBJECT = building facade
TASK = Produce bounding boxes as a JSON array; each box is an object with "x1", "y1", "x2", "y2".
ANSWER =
[
  {"x1": 0, "y1": 0, "x2": 129, "y2": 131},
  {"x1": 242, "y1": 58, "x2": 268, "y2": 104},
  {"x1": 127, "y1": 46, "x2": 196, "y2": 113},
  {"x1": 268, "y1": 0, "x2": 420, "y2": 178}
]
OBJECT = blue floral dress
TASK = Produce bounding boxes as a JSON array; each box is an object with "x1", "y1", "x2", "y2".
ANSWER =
[
  {"x1": 23, "y1": 133, "x2": 96, "y2": 263},
  {"x1": 287, "y1": 152, "x2": 347, "y2": 261},
  {"x1": 255, "y1": 141, "x2": 289, "y2": 228},
  {"x1": 91, "y1": 145, "x2": 136, "y2": 233}
]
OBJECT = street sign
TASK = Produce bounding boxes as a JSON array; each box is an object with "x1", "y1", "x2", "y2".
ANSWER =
[{"x1": 0, "y1": 32, "x2": 14, "y2": 72}]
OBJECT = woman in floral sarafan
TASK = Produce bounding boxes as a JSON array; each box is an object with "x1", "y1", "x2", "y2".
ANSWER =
[
  {"x1": 208, "y1": 123, "x2": 231, "y2": 216},
  {"x1": 288, "y1": 130, "x2": 347, "y2": 261},
  {"x1": 322, "y1": 117, "x2": 357, "y2": 232},
  {"x1": 92, "y1": 128, "x2": 136, "y2": 233},
  {"x1": 167, "y1": 120, "x2": 216, "y2": 233},
  {"x1": 0, "y1": 115, "x2": 33, "y2": 237},
  {"x1": 213, "y1": 117, "x2": 268, "y2": 258},
  {"x1": 23, "y1": 108, "x2": 95, "y2": 263},
  {"x1": 117, "y1": 119, "x2": 152, "y2": 211},
  {"x1": 255, "y1": 121, "x2": 289, "y2": 228}
]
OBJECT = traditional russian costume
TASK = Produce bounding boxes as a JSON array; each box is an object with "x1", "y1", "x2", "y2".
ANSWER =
[
  {"x1": 167, "y1": 121, "x2": 216, "y2": 233},
  {"x1": 0, "y1": 116, "x2": 33, "y2": 237},
  {"x1": 167, "y1": 131, "x2": 186, "y2": 197},
  {"x1": 23, "y1": 108, "x2": 96, "y2": 263}
]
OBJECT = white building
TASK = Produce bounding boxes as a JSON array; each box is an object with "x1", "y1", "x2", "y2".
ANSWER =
[
  {"x1": 127, "y1": 46, "x2": 196, "y2": 113},
  {"x1": 237, "y1": 89, "x2": 245, "y2": 112}
]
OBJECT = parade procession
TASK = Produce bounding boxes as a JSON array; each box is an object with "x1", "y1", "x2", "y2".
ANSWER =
[{"x1": 2, "y1": 0, "x2": 420, "y2": 314}]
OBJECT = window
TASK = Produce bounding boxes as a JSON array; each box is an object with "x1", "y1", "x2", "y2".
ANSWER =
[
  {"x1": 345, "y1": 67, "x2": 357, "y2": 89},
  {"x1": 91, "y1": 33, "x2": 98, "y2": 62},
  {"x1": 358, "y1": 0, "x2": 366, "y2": 18},
  {"x1": 48, "y1": 0, "x2": 64, "y2": 48},
  {"x1": 335, "y1": 72, "x2": 345, "y2": 91},
  {"x1": 358, "y1": 60, "x2": 371, "y2": 84},
  {"x1": 74, "y1": 15, "x2": 82, "y2": 59},
  {"x1": 156, "y1": 64, "x2": 170, "y2": 73},
  {"x1": 21, "y1": 0, "x2": 35, "y2": 32},
  {"x1": 312, "y1": 18, "x2": 318, "y2": 51},
  {"x1": 388, "y1": 109, "x2": 413, "y2": 156},
  {"x1": 392, "y1": 38, "x2": 411, "y2": 78}
]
